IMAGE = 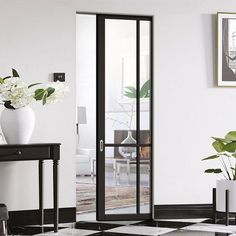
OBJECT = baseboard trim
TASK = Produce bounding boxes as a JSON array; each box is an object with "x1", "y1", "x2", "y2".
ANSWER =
[
  {"x1": 8, "y1": 207, "x2": 76, "y2": 227},
  {"x1": 154, "y1": 204, "x2": 213, "y2": 219}
]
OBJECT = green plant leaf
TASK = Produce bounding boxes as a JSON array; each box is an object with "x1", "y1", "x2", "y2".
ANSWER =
[
  {"x1": 212, "y1": 137, "x2": 230, "y2": 143},
  {"x1": 140, "y1": 80, "x2": 150, "y2": 98},
  {"x1": 124, "y1": 91, "x2": 136, "y2": 98},
  {"x1": 224, "y1": 141, "x2": 236, "y2": 153},
  {"x1": 124, "y1": 86, "x2": 136, "y2": 98},
  {"x1": 3, "y1": 76, "x2": 11, "y2": 80},
  {"x1": 202, "y1": 155, "x2": 219, "y2": 161},
  {"x1": 12, "y1": 68, "x2": 19, "y2": 78},
  {"x1": 204, "y1": 168, "x2": 222, "y2": 174},
  {"x1": 0, "y1": 78, "x2": 4, "y2": 84},
  {"x1": 212, "y1": 140, "x2": 225, "y2": 152},
  {"x1": 4, "y1": 101, "x2": 15, "y2": 109},
  {"x1": 46, "y1": 87, "x2": 55, "y2": 97},
  {"x1": 125, "y1": 86, "x2": 136, "y2": 93},
  {"x1": 28, "y1": 83, "x2": 41, "y2": 88},
  {"x1": 34, "y1": 89, "x2": 45, "y2": 100},
  {"x1": 225, "y1": 131, "x2": 236, "y2": 141},
  {"x1": 42, "y1": 93, "x2": 47, "y2": 105}
]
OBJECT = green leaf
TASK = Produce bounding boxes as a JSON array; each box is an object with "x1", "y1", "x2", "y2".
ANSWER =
[
  {"x1": 212, "y1": 140, "x2": 225, "y2": 152},
  {"x1": 4, "y1": 101, "x2": 15, "y2": 109},
  {"x1": 46, "y1": 87, "x2": 55, "y2": 97},
  {"x1": 3, "y1": 76, "x2": 11, "y2": 80},
  {"x1": 28, "y1": 83, "x2": 41, "y2": 88},
  {"x1": 140, "y1": 80, "x2": 150, "y2": 98},
  {"x1": 225, "y1": 131, "x2": 236, "y2": 141},
  {"x1": 214, "y1": 169, "x2": 223, "y2": 173},
  {"x1": 42, "y1": 93, "x2": 47, "y2": 105},
  {"x1": 124, "y1": 91, "x2": 136, "y2": 98},
  {"x1": 34, "y1": 89, "x2": 46, "y2": 100},
  {"x1": 0, "y1": 78, "x2": 4, "y2": 84},
  {"x1": 12, "y1": 68, "x2": 19, "y2": 78},
  {"x1": 125, "y1": 86, "x2": 136, "y2": 93},
  {"x1": 205, "y1": 168, "x2": 222, "y2": 174},
  {"x1": 212, "y1": 137, "x2": 230, "y2": 143},
  {"x1": 124, "y1": 86, "x2": 136, "y2": 98},
  {"x1": 224, "y1": 141, "x2": 236, "y2": 153},
  {"x1": 202, "y1": 155, "x2": 219, "y2": 161}
]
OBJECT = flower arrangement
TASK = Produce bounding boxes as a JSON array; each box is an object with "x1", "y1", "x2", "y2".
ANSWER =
[
  {"x1": 0, "y1": 69, "x2": 68, "y2": 109},
  {"x1": 202, "y1": 131, "x2": 236, "y2": 180}
]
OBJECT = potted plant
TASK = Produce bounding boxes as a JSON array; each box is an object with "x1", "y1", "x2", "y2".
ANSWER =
[
  {"x1": 202, "y1": 131, "x2": 236, "y2": 212},
  {"x1": 0, "y1": 69, "x2": 68, "y2": 144}
]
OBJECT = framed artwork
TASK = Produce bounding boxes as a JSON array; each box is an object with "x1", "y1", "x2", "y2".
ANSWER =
[{"x1": 218, "y1": 12, "x2": 236, "y2": 86}]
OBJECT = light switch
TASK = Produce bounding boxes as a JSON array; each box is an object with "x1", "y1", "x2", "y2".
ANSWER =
[{"x1": 54, "y1": 73, "x2": 65, "y2": 82}]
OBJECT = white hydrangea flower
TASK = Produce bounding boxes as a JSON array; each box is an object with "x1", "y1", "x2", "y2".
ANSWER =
[
  {"x1": 45, "y1": 81, "x2": 69, "y2": 105},
  {"x1": 0, "y1": 77, "x2": 34, "y2": 109}
]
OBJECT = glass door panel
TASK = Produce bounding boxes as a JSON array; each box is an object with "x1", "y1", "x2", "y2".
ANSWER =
[
  {"x1": 139, "y1": 21, "x2": 151, "y2": 214},
  {"x1": 140, "y1": 21, "x2": 151, "y2": 145},
  {"x1": 105, "y1": 147, "x2": 136, "y2": 214},
  {"x1": 105, "y1": 19, "x2": 137, "y2": 144}
]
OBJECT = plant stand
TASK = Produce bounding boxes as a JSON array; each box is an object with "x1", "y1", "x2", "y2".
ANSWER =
[{"x1": 212, "y1": 188, "x2": 234, "y2": 226}]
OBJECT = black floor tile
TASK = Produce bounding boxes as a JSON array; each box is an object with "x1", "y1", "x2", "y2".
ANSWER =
[
  {"x1": 75, "y1": 221, "x2": 122, "y2": 231},
  {"x1": 134, "y1": 219, "x2": 195, "y2": 228},
  {"x1": 9, "y1": 226, "x2": 65, "y2": 235}
]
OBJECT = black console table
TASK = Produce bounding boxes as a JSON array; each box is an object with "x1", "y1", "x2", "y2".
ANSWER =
[{"x1": 0, "y1": 143, "x2": 60, "y2": 232}]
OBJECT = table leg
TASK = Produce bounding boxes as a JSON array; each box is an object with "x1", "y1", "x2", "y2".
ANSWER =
[
  {"x1": 225, "y1": 189, "x2": 229, "y2": 226},
  {"x1": 53, "y1": 160, "x2": 59, "y2": 233},
  {"x1": 212, "y1": 188, "x2": 217, "y2": 224},
  {"x1": 39, "y1": 160, "x2": 44, "y2": 226}
]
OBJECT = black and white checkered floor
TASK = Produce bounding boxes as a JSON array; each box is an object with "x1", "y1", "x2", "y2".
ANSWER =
[{"x1": 9, "y1": 219, "x2": 236, "y2": 235}]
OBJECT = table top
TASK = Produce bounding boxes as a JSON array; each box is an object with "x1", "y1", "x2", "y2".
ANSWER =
[
  {"x1": 0, "y1": 143, "x2": 61, "y2": 161},
  {"x1": 0, "y1": 143, "x2": 61, "y2": 147}
]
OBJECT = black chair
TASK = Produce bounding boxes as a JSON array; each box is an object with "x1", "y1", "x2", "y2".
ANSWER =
[{"x1": 0, "y1": 204, "x2": 8, "y2": 236}]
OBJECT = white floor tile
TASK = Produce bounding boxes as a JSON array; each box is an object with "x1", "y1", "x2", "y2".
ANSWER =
[
  {"x1": 35, "y1": 228, "x2": 99, "y2": 236},
  {"x1": 183, "y1": 223, "x2": 236, "y2": 234},
  {"x1": 157, "y1": 218, "x2": 208, "y2": 223},
  {"x1": 106, "y1": 225, "x2": 176, "y2": 235}
]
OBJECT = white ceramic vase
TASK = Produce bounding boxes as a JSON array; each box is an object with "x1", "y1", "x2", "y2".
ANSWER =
[
  {"x1": 216, "y1": 180, "x2": 236, "y2": 212},
  {"x1": 0, "y1": 106, "x2": 35, "y2": 144},
  {"x1": 119, "y1": 130, "x2": 136, "y2": 159}
]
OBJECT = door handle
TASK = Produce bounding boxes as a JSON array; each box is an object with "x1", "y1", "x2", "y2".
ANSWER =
[{"x1": 100, "y1": 140, "x2": 104, "y2": 152}]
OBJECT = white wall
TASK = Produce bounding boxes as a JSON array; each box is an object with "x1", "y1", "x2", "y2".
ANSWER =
[
  {"x1": 0, "y1": 0, "x2": 76, "y2": 210},
  {"x1": 1, "y1": 0, "x2": 236, "y2": 211}
]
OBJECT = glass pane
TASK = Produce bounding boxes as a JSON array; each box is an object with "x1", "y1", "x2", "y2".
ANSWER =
[
  {"x1": 105, "y1": 147, "x2": 136, "y2": 214},
  {"x1": 105, "y1": 19, "x2": 137, "y2": 144},
  {"x1": 140, "y1": 21, "x2": 151, "y2": 144},
  {"x1": 140, "y1": 147, "x2": 151, "y2": 213}
]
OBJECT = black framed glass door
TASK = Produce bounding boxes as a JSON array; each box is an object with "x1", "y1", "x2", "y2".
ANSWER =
[{"x1": 97, "y1": 14, "x2": 153, "y2": 221}]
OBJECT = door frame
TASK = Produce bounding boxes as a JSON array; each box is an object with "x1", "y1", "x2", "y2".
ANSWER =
[{"x1": 96, "y1": 13, "x2": 154, "y2": 221}]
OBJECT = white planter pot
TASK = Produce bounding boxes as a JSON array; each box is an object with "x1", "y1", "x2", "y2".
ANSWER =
[
  {"x1": 0, "y1": 106, "x2": 35, "y2": 144},
  {"x1": 216, "y1": 180, "x2": 236, "y2": 212}
]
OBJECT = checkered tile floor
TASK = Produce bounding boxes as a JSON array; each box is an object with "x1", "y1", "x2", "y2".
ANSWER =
[{"x1": 9, "y1": 219, "x2": 236, "y2": 235}]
